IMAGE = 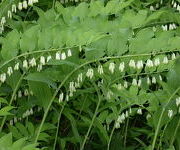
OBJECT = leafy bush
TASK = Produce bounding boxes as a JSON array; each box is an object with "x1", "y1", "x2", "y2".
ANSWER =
[{"x1": 0, "y1": 0, "x2": 180, "y2": 149}]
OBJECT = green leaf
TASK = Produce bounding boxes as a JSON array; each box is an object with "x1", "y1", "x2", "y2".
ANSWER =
[
  {"x1": 28, "y1": 81, "x2": 52, "y2": 109},
  {"x1": 0, "y1": 106, "x2": 14, "y2": 116},
  {"x1": 24, "y1": 72, "x2": 57, "y2": 89},
  {"x1": 20, "y1": 25, "x2": 40, "y2": 52},
  {"x1": 0, "y1": 133, "x2": 12, "y2": 148},
  {"x1": 1, "y1": 30, "x2": 20, "y2": 60}
]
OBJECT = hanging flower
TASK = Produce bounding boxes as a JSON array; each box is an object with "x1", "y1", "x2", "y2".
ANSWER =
[
  {"x1": 29, "y1": 58, "x2": 36, "y2": 67},
  {"x1": 7, "y1": 67, "x2": 13, "y2": 76},
  {"x1": 171, "y1": 53, "x2": 176, "y2": 60},
  {"x1": 67, "y1": 49, "x2": 72, "y2": 57},
  {"x1": 23, "y1": 59, "x2": 28, "y2": 69},
  {"x1": 154, "y1": 58, "x2": 160, "y2": 66},
  {"x1": 37, "y1": 64, "x2": 42, "y2": 72},
  {"x1": 59, "y1": 93, "x2": 64, "y2": 103},
  {"x1": 117, "y1": 83, "x2": 122, "y2": 90},
  {"x1": 61, "y1": 52, "x2": 66, "y2": 60},
  {"x1": 98, "y1": 65, "x2": 104, "y2": 74},
  {"x1": 77, "y1": 73, "x2": 83, "y2": 83},
  {"x1": 86, "y1": 68, "x2": 94, "y2": 79},
  {"x1": 146, "y1": 59, "x2": 153, "y2": 67},
  {"x1": 18, "y1": 2, "x2": 23, "y2": 10},
  {"x1": 129, "y1": 108, "x2": 132, "y2": 114},
  {"x1": 18, "y1": 90, "x2": 22, "y2": 98},
  {"x1": 55, "y1": 52, "x2": 61, "y2": 60},
  {"x1": 0, "y1": 73, "x2": 6, "y2": 83},
  {"x1": 168, "y1": 110, "x2": 173, "y2": 118},
  {"x1": 119, "y1": 62, "x2": 125, "y2": 72},
  {"x1": 138, "y1": 79, "x2": 142, "y2": 87},
  {"x1": 23, "y1": 1, "x2": 28, "y2": 9},
  {"x1": 163, "y1": 56, "x2": 168, "y2": 64},
  {"x1": 14, "y1": 62, "x2": 20, "y2": 70},
  {"x1": 137, "y1": 108, "x2": 142, "y2": 115},
  {"x1": 47, "y1": 55, "x2": 52, "y2": 62},
  {"x1": 176, "y1": 97, "x2": 180, "y2": 107},
  {"x1": 1, "y1": 17, "x2": 6, "y2": 25},
  {"x1": 132, "y1": 79, "x2": 137, "y2": 86},
  {"x1": 7, "y1": 11, "x2": 12, "y2": 19},
  {"x1": 40, "y1": 56, "x2": 46, "y2": 65},
  {"x1": 109, "y1": 62, "x2": 115, "y2": 74},
  {"x1": 24, "y1": 89, "x2": 29, "y2": 96},
  {"x1": 136, "y1": 60, "x2": 143, "y2": 69},
  {"x1": 146, "y1": 114, "x2": 151, "y2": 120},
  {"x1": 129, "y1": 59, "x2": 136, "y2": 68},
  {"x1": 152, "y1": 77, "x2": 156, "y2": 84},
  {"x1": 12, "y1": 4, "x2": 17, "y2": 13},
  {"x1": 147, "y1": 77, "x2": 151, "y2": 85},
  {"x1": 28, "y1": 0, "x2": 33, "y2": 6},
  {"x1": 124, "y1": 81, "x2": 128, "y2": 88}
]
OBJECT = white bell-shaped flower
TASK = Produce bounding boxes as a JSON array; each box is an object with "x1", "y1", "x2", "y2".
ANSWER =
[
  {"x1": 109, "y1": 62, "x2": 115, "y2": 74},
  {"x1": 136, "y1": 60, "x2": 143, "y2": 69},
  {"x1": 7, "y1": 67, "x2": 13, "y2": 76},
  {"x1": 138, "y1": 79, "x2": 142, "y2": 87},
  {"x1": 132, "y1": 79, "x2": 137, "y2": 86},
  {"x1": 98, "y1": 65, "x2": 104, "y2": 75},
  {"x1": 171, "y1": 53, "x2": 176, "y2": 60},
  {"x1": 119, "y1": 62, "x2": 125, "y2": 72},
  {"x1": 137, "y1": 108, "x2": 142, "y2": 115},
  {"x1": 163, "y1": 56, "x2": 168, "y2": 64},
  {"x1": 154, "y1": 58, "x2": 160, "y2": 66},
  {"x1": 86, "y1": 68, "x2": 94, "y2": 79},
  {"x1": 77, "y1": 73, "x2": 83, "y2": 83},
  {"x1": 23, "y1": 1, "x2": 28, "y2": 9},
  {"x1": 47, "y1": 55, "x2": 52, "y2": 62},
  {"x1": 18, "y1": 2, "x2": 23, "y2": 10},
  {"x1": 146, "y1": 59, "x2": 153, "y2": 67},
  {"x1": 67, "y1": 49, "x2": 72, "y2": 57},
  {"x1": 152, "y1": 77, "x2": 156, "y2": 84},
  {"x1": 59, "y1": 93, "x2": 64, "y2": 103},
  {"x1": 0, "y1": 73, "x2": 6, "y2": 83},
  {"x1": 29, "y1": 58, "x2": 36, "y2": 67},
  {"x1": 23, "y1": 59, "x2": 28, "y2": 69},
  {"x1": 28, "y1": 0, "x2": 33, "y2": 6},
  {"x1": 129, "y1": 59, "x2": 136, "y2": 68},
  {"x1": 176, "y1": 97, "x2": 180, "y2": 107},
  {"x1": 40, "y1": 56, "x2": 46, "y2": 65},
  {"x1": 55, "y1": 52, "x2": 61, "y2": 60},
  {"x1": 61, "y1": 52, "x2": 66, "y2": 60},
  {"x1": 124, "y1": 81, "x2": 128, "y2": 88},
  {"x1": 14, "y1": 62, "x2": 20, "y2": 70},
  {"x1": 7, "y1": 11, "x2": 12, "y2": 19},
  {"x1": 12, "y1": 4, "x2": 17, "y2": 13},
  {"x1": 168, "y1": 110, "x2": 173, "y2": 118}
]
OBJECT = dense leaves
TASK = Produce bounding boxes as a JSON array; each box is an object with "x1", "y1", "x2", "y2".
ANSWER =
[{"x1": 0, "y1": 0, "x2": 180, "y2": 150}]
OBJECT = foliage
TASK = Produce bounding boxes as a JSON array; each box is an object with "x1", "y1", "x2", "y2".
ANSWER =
[{"x1": 0, "y1": 0, "x2": 180, "y2": 150}]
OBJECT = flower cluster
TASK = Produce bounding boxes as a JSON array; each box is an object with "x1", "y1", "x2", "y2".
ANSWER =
[
  {"x1": 115, "y1": 108, "x2": 132, "y2": 129},
  {"x1": 9, "y1": 108, "x2": 34, "y2": 126},
  {"x1": 0, "y1": 0, "x2": 39, "y2": 34},
  {"x1": 162, "y1": 23, "x2": 177, "y2": 31},
  {"x1": 0, "y1": 49, "x2": 72, "y2": 84},
  {"x1": 172, "y1": 0, "x2": 180, "y2": 11}
]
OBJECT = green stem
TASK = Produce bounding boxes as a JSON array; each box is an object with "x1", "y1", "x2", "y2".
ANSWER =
[
  {"x1": 107, "y1": 125, "x2": 115, "y2": 150},
  {"x1": 170, "y1": 115, "x2": 180, "y2": 146},
  {"x1": 151, "y1": 87, "x2": 180, "y2": 150},
  {"x1": 80, "y1": 83, "x2": 102, "y2": 150},
  {"x1": 0, "y1": 49, "x2": 178, "y2": 70},
  {"x1": 0, "y1": 72, "x2": 25, "y2": 132},
  {"x1": 53, "y1": 102, "x2": 65, "y2": 150},
  {"x1": 124, "y1": 118, "x2": 129, "y2": 147}
]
